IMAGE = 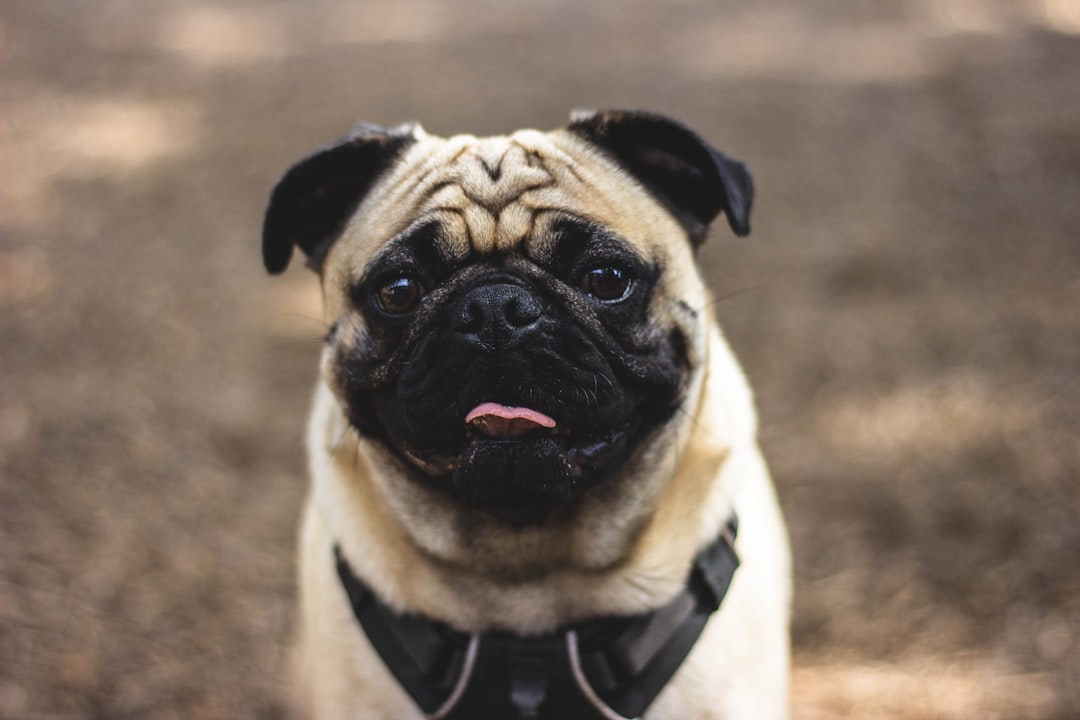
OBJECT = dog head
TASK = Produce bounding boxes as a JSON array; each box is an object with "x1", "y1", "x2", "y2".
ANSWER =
[{"x1": 263, "y1": 111, "x2": 753, "y2": 529}]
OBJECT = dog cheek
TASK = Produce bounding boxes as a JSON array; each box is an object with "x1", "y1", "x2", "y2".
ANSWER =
[
  {"x1": 327, "y1": 324, "x2": 396, "y2": 440},
  {"x1": 618, "y1": 324, "x2": 691, "y2": 430}
]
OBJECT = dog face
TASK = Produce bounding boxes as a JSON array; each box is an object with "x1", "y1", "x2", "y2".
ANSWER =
[{"x1": 264, "y1": 111, "x2": 753, "y2": 530}]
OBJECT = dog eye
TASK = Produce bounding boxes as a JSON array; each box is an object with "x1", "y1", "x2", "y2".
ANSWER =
[
  {"x1": 374, "y1": 276, "x2": 424, "y2": 315},
  {"x1": 581, "y1": 266, "x2": 632, "y2": 302}
]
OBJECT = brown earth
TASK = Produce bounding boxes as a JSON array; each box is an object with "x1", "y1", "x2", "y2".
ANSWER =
[{"x1": 3, "y1": 1, "x2": 1079, "y2": 718}]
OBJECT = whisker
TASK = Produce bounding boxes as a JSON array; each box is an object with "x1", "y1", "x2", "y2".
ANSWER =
[
  {"x1": 282, "y1": 312, "x2": 332, "y2": 330},
  {"x1": 269, "y1": 336, "x2": 329, "y2": 351},
  {"x1": 693, "y1": 281, "x2": 769, "y2": 313}
]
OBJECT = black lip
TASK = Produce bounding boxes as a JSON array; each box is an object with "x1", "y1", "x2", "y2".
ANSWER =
[
  {"x1": 397, "y1": 428, "x2": 629, "y2": 481},
  {"x1": 466, "y1": 415, "x2": 565, "y2": 440}
]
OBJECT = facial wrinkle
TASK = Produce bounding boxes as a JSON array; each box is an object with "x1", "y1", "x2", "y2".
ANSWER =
[{"x1": 408, "y1": 136, "x2": 561, "y2": 255}]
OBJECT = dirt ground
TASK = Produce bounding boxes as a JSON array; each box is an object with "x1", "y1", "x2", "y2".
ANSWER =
[{"x1": 2, "y1": 1, "x2": 1079, "y2": 718}]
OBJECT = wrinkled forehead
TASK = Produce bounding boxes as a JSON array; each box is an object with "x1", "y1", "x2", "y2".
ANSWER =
[{"x1": 333, "y1": 128, "x2": 682, "y2": 271}]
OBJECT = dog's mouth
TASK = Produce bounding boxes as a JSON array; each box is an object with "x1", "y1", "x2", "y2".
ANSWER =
[
  {"x1": 465, "y1": 402, "x2": 558, "y2": 438},
  {"x1": 396, "y1": 401, "x2": 630, "y2": 489}
]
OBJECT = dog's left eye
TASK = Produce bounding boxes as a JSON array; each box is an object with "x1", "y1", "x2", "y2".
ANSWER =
[
  {"x1": 581, "y1": 266, "x2": 632, "y2": 303},
  {"x1": 374, "y1": 276, "x2": 424, "y2": 315}
]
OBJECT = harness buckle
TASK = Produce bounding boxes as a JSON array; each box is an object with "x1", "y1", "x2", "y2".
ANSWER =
[{"x1": 509, "y1": 670, "x2": 548, "y2": 719}]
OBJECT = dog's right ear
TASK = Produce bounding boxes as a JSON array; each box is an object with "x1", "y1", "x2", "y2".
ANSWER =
[{"x1": 262, "y1": 123, "x2": 418, "y2": 274}]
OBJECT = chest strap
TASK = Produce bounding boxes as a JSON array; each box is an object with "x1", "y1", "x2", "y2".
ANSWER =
[{"x1": 334, "y1": 517, "x2": 738, "y2": 720}]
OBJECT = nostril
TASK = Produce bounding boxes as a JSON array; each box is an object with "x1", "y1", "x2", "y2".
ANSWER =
[
  {"x1": 505, "y1": 295, "x2": 541, "y2": 328},
  {"x1": 454, "y1": 299, "x2": 486, "y2": 334}
]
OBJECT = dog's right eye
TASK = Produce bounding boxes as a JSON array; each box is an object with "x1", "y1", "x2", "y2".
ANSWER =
[
  {"x1": 581, "y1": 266, "x2": 633, "y2": 303},
  {"x1": 374, "y1": 276, "x2": 424, "y2": 315}
]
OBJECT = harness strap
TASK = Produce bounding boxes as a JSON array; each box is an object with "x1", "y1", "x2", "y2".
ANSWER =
[
  {"x1": 572, "y1": 516, "x2": 740, "y2": 718},
  {"x1": 334, "y1": 516, "x2": 739, "y2": 720},
  {"x1": 334, "y1": 548, "x2": 473, "y2": 714}
]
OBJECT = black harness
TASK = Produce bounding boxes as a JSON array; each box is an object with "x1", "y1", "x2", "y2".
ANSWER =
[{"x1": 334, "y1": 517, "x2": 738, "y2": 720}]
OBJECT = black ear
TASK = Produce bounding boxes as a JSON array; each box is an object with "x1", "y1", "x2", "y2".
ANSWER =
[
  {"x1": 567, "y1": 110, "x2": 754, "y2": 245},
  {"x1": 262, "y1": 123, "x2": 417, "y2": 274}
]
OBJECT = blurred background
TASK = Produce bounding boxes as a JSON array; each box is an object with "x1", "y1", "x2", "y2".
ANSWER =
[{"x1": 3, "y1": 1, "x2": 1079, "y2": 718}]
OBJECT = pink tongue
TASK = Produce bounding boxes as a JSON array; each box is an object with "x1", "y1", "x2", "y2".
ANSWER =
[{"x1": 465, "y1": 403, "x2": 557, "y2": 436}]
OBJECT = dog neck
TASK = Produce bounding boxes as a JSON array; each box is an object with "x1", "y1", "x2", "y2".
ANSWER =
[{"x1": 332, "y1": 516, "x2": 738, "y2": 720}]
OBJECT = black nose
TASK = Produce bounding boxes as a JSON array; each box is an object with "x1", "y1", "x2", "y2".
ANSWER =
[{"x1": 451, "y1": 283, "x2": 542, "y2": 351}]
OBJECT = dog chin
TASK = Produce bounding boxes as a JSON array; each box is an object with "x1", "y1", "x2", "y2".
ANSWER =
[{"x1": 395, "y1": 429, "x2": 632, "y2": 524}]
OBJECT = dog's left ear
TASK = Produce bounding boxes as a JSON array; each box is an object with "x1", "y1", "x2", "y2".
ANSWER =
[
  {"x1": 567, "y1": 110, "x2": 753, "y2": 245},
  {"x1": 262, "y1": 123, "x2": 418, "y2": 274}
]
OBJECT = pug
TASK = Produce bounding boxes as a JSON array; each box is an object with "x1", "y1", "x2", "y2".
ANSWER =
[{"x1": 262, "y1": 110, "x2": 790, "y2": 720}]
